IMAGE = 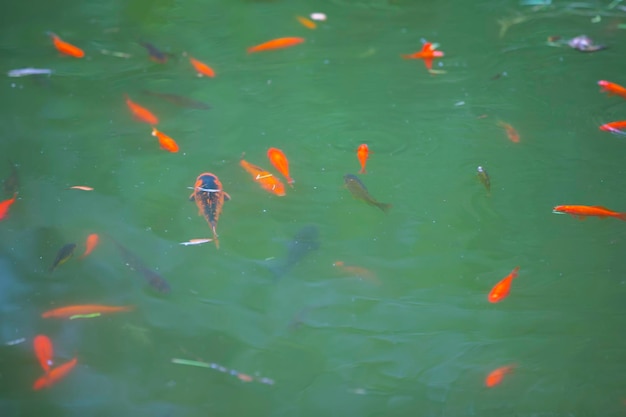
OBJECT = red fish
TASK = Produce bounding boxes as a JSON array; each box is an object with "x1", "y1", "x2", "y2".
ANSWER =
[
  {"x1": 488, "y1": 266, "x2": 520, "y2": 303},
  {"x1": 240, "y1": 158, "x2": 286, "y2": 196},
  {"x1": 42, "y1": 304, "x2": 134, "y2": 319},
  {"x1": 552, "y1": 205, "x2": 626, "y2": 220},
  {"x1": 151, "y1": 128, "x2": 179, "y2": 153},
  {"x1": 485, "y1": 364, "x2": 515, "y2": 387},
  {"x1": 498, "y1": 121, "x2": 520, "y2": 143},
  {"x1": 247, "y1": 37, "x2": 305, "y2": 53},
  {"x1": 0, "y1": 192, "x2": 17, "y2": 221},
  {"x1": 333, "y1": 261, "x2": 379, "y2": 284},
  {"x1": 33, "y1": 335, "x2": 54, "y2": 373},
  {"x1": 599, "y1": 120, "x2": 626, "y2": 134},
  {"x1": 356, "y1": 144, "x2": 369, "y2": 174},
  {"x1": 47, "y1": 32, "x2": 84, "y2": 58},
  {"x1": 189, "y1": 173, "x2": 230, "y2": 249},
  {"x1": 124, "y1": 94, "x2": 158, "y2": 125},
  {"x1": 598, "y1": 80, "x2": 626, "y2": 99},
  {"x1": 189, "y1": 56, "x2": 215, "y2": 77},
  {"x1": 79, "y1": 233, "x2": 99, "y2": 259},
  {"x1": 401, "y1": 42, "x2": 444, "y2": 70},
  {"x1": 33, "y1": 357, "x2": 77, "y2": 390},
  {"x1": 267, "y1": 148, "x2": 294, "y2": 186}
]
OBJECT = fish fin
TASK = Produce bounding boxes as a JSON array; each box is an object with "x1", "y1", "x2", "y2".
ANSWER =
[
  {"x1": 224, "y1": 192, "x2": 231, "y2": 201},
  {"x1": 378, "y1": 203, "x2": 392, "y2": 213},
  {"x1": 618, "y1": 213, "x2": 626, "y2": 221},
  {"x1": 189, "y1": 193, "x2": 195, "y2": 202},
  {"x1": 591, "y1": 206, "x2": 610, "y2": 210},
  {"x1": 574, "y1": 215, "x2": 587, "y2": 220}
]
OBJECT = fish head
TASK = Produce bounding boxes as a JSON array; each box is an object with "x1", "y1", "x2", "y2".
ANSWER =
[{"x1": 195, "y1": 173, "x2": 222, "y2": 193}]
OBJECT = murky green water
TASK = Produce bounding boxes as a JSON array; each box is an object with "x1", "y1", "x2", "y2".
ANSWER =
[{"x1": 2, "y1": 0, "x2": 626, "y2": 416}]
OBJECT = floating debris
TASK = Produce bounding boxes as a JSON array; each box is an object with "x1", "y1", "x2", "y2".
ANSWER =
[{"x1": 171, "y1": 358, "x2": 275, "y2": 385}]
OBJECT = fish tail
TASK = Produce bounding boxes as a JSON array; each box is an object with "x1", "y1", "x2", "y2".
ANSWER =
[
  {"x1": 377, "y1": 202, "x2": 392, "y2": 213},
  {"x1": 212, "y1": 227, "x2": 220, "y2": 249},
  {"x1": 617, "y1": 212, "x2": 626, "y2": 221}
]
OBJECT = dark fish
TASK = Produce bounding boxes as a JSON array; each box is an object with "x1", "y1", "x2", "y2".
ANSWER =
[
  {"x1": 111, "y1": 239, "x2": 171, "y2": 293},
  {"x1": 477, "y1": 166, "x2": 491, "y2": 193},
  {"x1": 3, "y1": 160, "x2": 18, "y2": 196},
  {"x1": 49, "y1": 243, "x2": 76, "y2": 273},
  {"x1": 139, "y1": 42, "x2": 170, "y2": 63},
  {"x1": 189, "y1": 173, "x2": 230, "y2": 249},
  {"x1": 269, "y1": 225, "x2": 320, "y2": 278},
  {"x1": 141, "y1": 90, "x2": 211, "y2": 110},
  {"x1": 343, "y1": 174, "x2": 392, "y2": 213}
]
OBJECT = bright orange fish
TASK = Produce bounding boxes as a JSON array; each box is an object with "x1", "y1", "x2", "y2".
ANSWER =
[
  {"x1": 79, "y1": 233, "x2": 99, "y2": 259},
  {"x1": 124, "y1": 94, "x2": 158, "y2": 125},
  {"x1": 296, "y1": 16, "x2": 316, "y2": 29},
  {"x1": 488, "y1": 266, "x2": 520, "y2": 303},
  {"x1": 485, "y1": 364, "x2": 515, "y2": 387},
  {"x1": 401, "y1": 42, "x2": 444, "y2": 70},
  {"x1": 0, "y1": 192, "x2": 17, "y2": 221},
  {"x1": 599, "y1": 120, "x2": 626, "y2": 134},
  {"x1": 552, "y1": 205, "x2": 626, "y2": 221},
  {"x1": 267, "y1": 148, "x2": 294, "y2": 186},
  {"x1": 33, "y1": 357, "x2": 77, "y2": 390},
  {"x1": 189, "y1": 56, "x2": 216, "y2": 77},
  {"x1": 247, "y1": 37, "x2": 305, "y2": 53},
  {"x1": 33, "y1": 335, "x2": 54, "y2": 373},
  {"x1": 498, "y1": 121, "x2": 520, "y2": 143},
  {"x1": 151, "y1": 128, "x2": 179, "y2": 153},
  {"x1": 356, "y1": 144, "x2": 369, "y2": 174},
  {"x1": 189, "y1": 172, "x2": 230, "y2": 249},
  {"x1": 598, "y1": 80, "x2": 626, "y2": 99},
  {"x1": 42, "y1": 304, "x2": 133, "y2": 319},
  {"x1": 48, "y1": 32, "x2": 84, "y2": 58},
  {"x1": 240, "y1": 158, "x2": 286, "y2": 196}
]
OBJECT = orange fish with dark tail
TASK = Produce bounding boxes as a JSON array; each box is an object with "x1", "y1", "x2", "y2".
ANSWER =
[{"x1": 190, "y1": 173, "x2": 230, "y2": 249}]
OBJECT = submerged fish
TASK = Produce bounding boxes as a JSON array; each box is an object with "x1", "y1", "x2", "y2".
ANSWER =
[
  {"x1": 49, "y1": 243, "x2": 76, "y2": 273},
  {"x1": 477, "y1": 166, "x2": 490, "y2": 193},
  {"x1": 7, "y1": 68, "x2": 53, "y2": 77},
  {"x1": 139, "y1": 41, "x2": 169, "y2": 63},
  {"x1": 269, "y1": 225, "x2": 320, "y2": 278},
  {"x1": 3, "y1": 160, "x2": 19, "y2": 196},
  {"x1": 111, "y1": 239, "x2": 171, "y2": 293},
  {"x1": 343, "y1": 174, "x2": 391, "y2": 213},
  {"x1": 141, "y1": 90, "x2": 211, "y2": 110}
]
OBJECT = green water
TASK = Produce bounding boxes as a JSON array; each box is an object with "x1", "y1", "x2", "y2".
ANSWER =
[{"x1": 1, "y1": 0, "x2": 626, "y2": 415}]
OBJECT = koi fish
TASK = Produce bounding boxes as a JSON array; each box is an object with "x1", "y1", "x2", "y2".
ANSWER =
[
  {"x1": 33, "y1": 335, "x2": 54, "y2": 373},
  {"x1": 151, "y1": 128, "x2": 179, "y2": 153},
  {"x1": 296, "y1": 16, "x2": 316, "y2": 29},
  {"x1": 0, "y1": 192, "x2": 17, "y2": 221},
  {"x1": 488, "y1": 266, "x2": 520, "y2": 303},
  {"x1": 356, "y1": 144, "x2": 369, "y2": 174},
  {"x1": 344, "y1": 174, "x2": 391, "y2": 213},
  {"x1": 599, "y1": 121, "x2": 626, "y2": 134},
  {"x1": 269, "y1": 225, "x2": 320, "y2": 278},
  {"x1": 48, "y1": 243, "x2": 76, "y2": 273},
  {"x1": 7, "y1": 68, "x2": 53, "y2": 77},
  {"x1": 401, "y1": 42, "x2": 444, "y2": 71},
  {"x1": 598, "y1": 80, "x2": 626, "y2": 99},
  {"x1": 552, "y1": 205, "x2": 626, "y2": 221},
  {"x1": 477, "y1": 166, "x2": 490, "y2": 193},
  {"x1": 267, "y1": 148, "x2": 294, "y2": 186},
  {"x1": 124, "y1": 94, "x2": 159, "y2": 125},
  {"x1": 111, "y1": 239, "x2": 171, "y2": 293},
  {"x1": 3, "y1": 160, "x2": 19, "y2": 196},
  {"x1": 240, "y1": 158, "x2": 286, "y2": 196},
  {"x1": 42, "y1": 304, "x2": 134, "y2": 319},
  {"x1": 47, "y1": 32, "x2": 84, "y2": 58},
  {"x1": 247, "y1": 37, "x2": 305, "y2": 53},
  {"x1": 67, "y1": 185, "x2": 94, "y2": 191},
  {"x1": 189, "y1": 173, "x2": 230, "y2": 249},
  {"x1": 139, "y1": 42, "x2": 169, "y2": 63},
  {"x1": 498, "y1": 121, "x2": 520, "y2": 143},
  {"x1": 79, "y1": 233, "x2": 99, "y2": 259},
  {"x1": 33, "y1": 357, "x2": 77, "y2": 390},
  {"x1": 141, "y1": 90, "x2": 211, "y2": 110},
  {"x1": 333, "y1": 261, "x2": 378, "y2": 283},
  {"x1": 189, "y1": 56, "x2": 215, "y2": 77},
  {"x1": 485, "y1": 364, "x2": 515, "y2": 387}
]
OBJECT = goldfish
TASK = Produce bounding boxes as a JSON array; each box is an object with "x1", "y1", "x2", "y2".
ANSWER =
[
  {"x1": 552, "y1": 205, "x2": 626, "y2": 221},
  {"x1": 247, "y1": 37, "x2": 305, "y2": 53},
  {"x1": 189, "y1": 173, "x2": 231, "y2": 249},
  {"x1": 598, "y1": 80, "x2": 626, "y2": 99},
  {"x1": 33, "y1": 357, "x2": 77, "y2": 390},
  {"x1": 189, "y1": 56, "x2": 216, "y2": 77},
  {"x1": 48, "y1": 243, "x2": 76, "y2": 273},
  {"x1": 240, "y1": 158, "x2": 286, "y2": 196},
  {"x1": 47, "y1": 32, "x2": 84, "y2": 58},
  {"x1": 498, "y1": 121, "x2": 520, "y2": 143},
  {"x1": 485, "y1": 364, "x2": 515, "y2": 388},
  {"x1": 3, "y1": 160, "x2": 19, "y2": 196},
  {"x1": 67, "y1": 185, "x2": 94, "y2": 191},
  {"x1": 79, "y1": 233, "x2": 99, "y2": 259},
  {"x1": 333, "y1": 261, "x2": 378, "y2": 283},
  {"x1": 124, "y1": 94, "x2": 159, "y2": 125},
  {"x1": 599, "y1": 120, "x2": 626, "y2": 134},
  {"x1": 477, "y1": 166, "x2": 490, "y2": 193},
  {"x1": 401, "y1": 42, "x2": 444, "y2": 71},
  {"x1": 488, "y1": 266, "x2": 520, "y2": 303},
  {"x1": 139, "y1": 42, "x2": 169, "y2": 63},
  {"x1": 356, "y1": 144, "x2": 369, "y2": 174},
  {"x1": 33, "y1": 335, "x2": 54, "y2": 373},
  {"x1": 42, "y1": 304, "x2": 134, "y2": 319},
  {"x1": 344, "y1": 174, "x2": 391, "y2": 213},
  {"x1": 267, "y1": 148, "x2": 294, "y2": 186},
  {"x1": 296, "y1": 16, "x2": 316, "y2": 29},
  {"x1": 141, "y1": 90, "x2": 210, "y2": 110},
  {"x1": 151, "y1": 128, "x2": 179, "y2": 153},
  {"x1": 0, "y1": 192, "x2": 17, "y2": 221}
]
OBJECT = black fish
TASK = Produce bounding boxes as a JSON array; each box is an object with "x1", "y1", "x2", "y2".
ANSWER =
[
  {"x1": 49, "y1": 243, "x2": 76, "y2": 273},
  {"x1": 139, "y1": 42, "x2": 170, "y2": 63},
  {"x1": 344, "y1": 174, "x2": 392, "y2": 213},
  {"x1": 141, "y1": 90, "x2": 211, "y2": 110},
  {"x1": 269, "y1": 225, "x2": 320, "y2": 278},
  {"x1": 111, "y1": 239, "x2": 171, "y2": 293}
]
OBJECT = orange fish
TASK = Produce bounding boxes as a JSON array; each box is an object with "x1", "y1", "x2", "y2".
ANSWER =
[
  {"x1": 240, "y1": 158, "x2": 286, "y2": 196},
  {"x1": 401, "y1": 42, "x2": 444, "y2": 70},
  {"x1": 247, "y1": 37, "x2": 305, "y2": 53},
  {"x1": 79, "y1": 233, "x2": 99, "y2": 259},
  {"x1": 33, "y1": 335, "x2": 54, "y2": 373},
  {"x1": 42, "y1": 304, "x2": 133, "y2": 319},
  {"x1": 356, "y1": 144, "x2": 369, "y2": 174},
  {"x1": 151, "y1": 128, "x2": 179, "y2": 153},
  {"x1": 190, "y1": 173, "x2": 230, "y2": 249},
  {"x1": 267, "y1": 148, "x2": 294, "y2": 186},
  {"x1": 598, "y1": 80, "x2": 626, "y2": 99},
  {"x1": 189, "y1": 56, "x2": 216, "y2": 77},
  {"x1": 333, "y1": 261, "x2": 379, "y2": 283},
  {"x1": 33, "y1": 357, "x2": 77, "y2": 390},
  {"x1": 498, "y1": 121, "x2": 520, "y2": 143},
  {"x1": 488, "y1": 266, "x2": 520, "y2": 303},
  {"x1": 47, "y1": 32, "x2": 84, "y2": 58},
  {"x1": 296, "y1": 16, "x2": 316, "y2": 29},
  {"x1": 0, "y1": 192, "x2": 17, "y2": 221},
  {"x1": 124, "y1": 94, "x2": 158, "y2": 125},
  {"x1": 599, "y1": 120, "x2": 626, "y2": 134},
  {"x1": 552, "y1": 205, "x2": 626, "y2": 221},
  {"x1": 485, "y1": 364, "x2": 515, "y2": 387}
]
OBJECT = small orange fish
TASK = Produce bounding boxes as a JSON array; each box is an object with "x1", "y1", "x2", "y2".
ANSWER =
[
  {"x1": 247, "y1": 37, "x2": 305, "y2": 53},
  {"x1": 485, "y1": 364, "x2": 515, "y2": 387},
  {"x1": 356, "y1": 144, "x2": 369, "y2": 174},
  {"x1": 498, "y1": 121, "x2": 520, "y2": 143},
  {"x1": 240, "y1": 158, "x2": 286, "y2": 196},
  {"x1": 333, "y1": 261, "x2": 379, "y2": 283},
  {"x1": 79, "y1": 233, "x2": 99, "y2": 259},
  {"x1": 189, "y1": 173, "x2": 230, "y2": 249},
  {"x1": 267, "y1": 148, "x2": 294, "y2": 186},
  {"x1": 124, "y1": 94, "x2": 159, "y2": 125},
  {"x1": 552, "y1": 205, "x2": 626, "y2": 220},
  {"x1": 296, "y1": 16, "x2": 316, "y2": 29},
  {"x1": 0, "y1": 192, "x2": 17, "y2": 221},
  {"x1": 599, "y1": 120, "x2": 626, "y2": 134},
  {"x1": 189, "y1": 56, "x2": 215, "y2": 77},
  {"x1": 67, "y1": 185, "x2": 94, "y2": 191},
  {"x1": 598, "y1": 80, "x2": 626, "y2": 99},
  {"x1": 33, "y1": 357, "x2": 77, "y2": 390},
  {"x1": 402, "y1": 42, "x2": 444, "y2": 70},
  {"x1": 42, "y1": 304, "x2": 133, "y2": 319},
  {"x1": 151, "y1": 128, "x2": 179, "y2": 153},
  {"x1": 33, "y1": 335, "x2": 54, "y2": 373},
  {"x1": 47, "y1": 32, "x2": 84, "y2": 58},
  {"x1": 488, "y1": 266, "x2": 520, "y2": 303}
]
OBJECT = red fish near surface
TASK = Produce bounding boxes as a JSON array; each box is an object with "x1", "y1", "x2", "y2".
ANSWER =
[
  {"x1": 552, "y1": 205, "x2": 626, "y2": 221},
  {"x1": 267, "y1": 148, "x2": 294, "y2": 186},
  {"x1": 488, "y1": 266, "x2": 520, "y2": 303},
  {"x1": 33, "y1": 335, "x2": 54, "y2": 373},
  {"x1": 189, "y1": 56, "x2": 216, "y2": 77},
  {"x1": 190, "y1": 173, "x2": 230, "y2": 249},
  {"x1": 402, "y1": 42, "x2": 444, "y2": 71},
  {"x1": 356, "y1": 144, "x2": 369, "y2": 174},
  {"x1": 124, "y1": 94, "x2": 158, "y2": 125},
  {"x1": 247, "y1": 37, "x2": 305, "y2": 53},
  {"x1": 33, "y1": 357, "x2": 77, "y2": 390},
  {"x1": 47, "y1": 32, "x2": 84, "y2": 58},
  {"x1": 42, "y1": 304, "x2": 134, "y2": 319},
  {"x1": 151, "y1": 128, "x2": 179, "y2": 153},
  {"x1": 598, "y1": 80, "x2": 626, "y2": 99},
  {"x1": 599, "y1": 120, "x2": 626, "y2": 134},
  {"x1": 485, "y1": 364, "x2": 515, "y2": 387},
  {"x1": 79, "y1": 233, "x2": 99, "y2": 259},
  {"x1": 240, "y1": 158, "x2": 286, "y2": 197},
  {"x1": 0, "y1": 193, "x2": 17, "y2": 221}
]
